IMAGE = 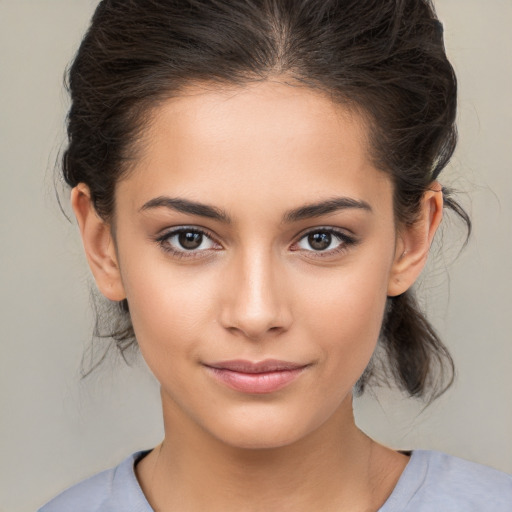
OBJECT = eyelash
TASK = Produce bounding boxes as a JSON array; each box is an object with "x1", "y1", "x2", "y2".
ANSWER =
[{"x1": 155, "y1": 226, "x2": 357, "y2": 259}]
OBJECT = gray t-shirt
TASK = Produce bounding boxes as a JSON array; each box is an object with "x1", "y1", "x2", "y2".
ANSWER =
[{"x1": 38, "y1": 449, "x2": 512, "y2": 511}]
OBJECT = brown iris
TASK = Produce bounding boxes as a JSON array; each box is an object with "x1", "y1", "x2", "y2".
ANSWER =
[
  {"x1": 179, "y1": 231, "x2": 203, "y2": 249},
  {"x1": 308, "y1": 232, "x2": 332, "y2": 251}
]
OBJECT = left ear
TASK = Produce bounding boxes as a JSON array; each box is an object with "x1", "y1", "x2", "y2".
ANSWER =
[{"x1": 387, "y1": 182, "x2": 443, "y2": 297}]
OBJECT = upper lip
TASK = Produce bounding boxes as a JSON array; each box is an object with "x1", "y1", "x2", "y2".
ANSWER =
[{"x1": 204, "y1": 359, "x2": 308, "y2": 374}]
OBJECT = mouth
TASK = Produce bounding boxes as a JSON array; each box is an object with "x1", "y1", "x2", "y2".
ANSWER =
[{"x1": 203, "y1": 359, "x2": 310, "y2": 394}]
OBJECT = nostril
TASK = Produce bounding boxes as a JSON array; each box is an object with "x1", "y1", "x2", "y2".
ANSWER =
[{"x1": 224, "y1": 322, "x2": 287, "y2": 342}]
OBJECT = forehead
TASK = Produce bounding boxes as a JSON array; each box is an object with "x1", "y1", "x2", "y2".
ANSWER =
[{"x1": 117, "y1": 80, "x2": 392, "y2": 216}]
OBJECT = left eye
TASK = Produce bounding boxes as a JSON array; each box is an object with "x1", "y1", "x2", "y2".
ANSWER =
[{"x1": 295, "y1": 230, "x2": 348, "y2": 252}]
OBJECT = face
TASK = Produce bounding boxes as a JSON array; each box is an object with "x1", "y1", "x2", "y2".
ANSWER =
[{"x1": 80, "y1": 80, "x2": 426, "y2": 449}]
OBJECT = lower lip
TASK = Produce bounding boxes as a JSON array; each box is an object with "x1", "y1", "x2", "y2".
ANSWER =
[{"x1": 204, "y1": 366, "x2": 307, "y2": 394}]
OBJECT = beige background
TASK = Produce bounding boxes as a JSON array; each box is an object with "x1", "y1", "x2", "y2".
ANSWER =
[{"x1": 0, "y1": 1, "x2": 511, "y2": 511}]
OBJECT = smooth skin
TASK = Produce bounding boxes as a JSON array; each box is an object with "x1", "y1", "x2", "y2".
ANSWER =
[{"x1": 72, "y1": 78, "x2": 443, "y2": 512}]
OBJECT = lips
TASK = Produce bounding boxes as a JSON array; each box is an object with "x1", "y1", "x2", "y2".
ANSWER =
[
  {"x1": 203, "y1": 359, "x2": 309, "y2": 394},
  {"x1": 206, "y1": 359, "x2": 306, "y2": 373}
]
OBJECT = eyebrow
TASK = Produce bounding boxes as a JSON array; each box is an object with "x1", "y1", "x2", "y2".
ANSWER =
[
  {"x1": 140, "y1": 196, "x2": 231, "y2": 223},
  {"x1": 283, "y1": 197, "x2": 372, "y2": 222},
  {"x1": 139, "y1": 195, "x2": 372, "y2": 223}
]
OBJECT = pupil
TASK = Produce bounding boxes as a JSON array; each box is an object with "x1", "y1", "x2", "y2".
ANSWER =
[
  {"x1": 179, "y1": 231, "x2": 203, "y2": 250},
  {"x1": 308, "y1": 232, "x2": 331, "y2": 251}
]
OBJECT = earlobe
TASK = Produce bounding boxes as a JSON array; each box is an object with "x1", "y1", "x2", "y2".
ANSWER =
[
  {"x1": 71, "y1": 184, "x2": 126, "y2": 301},
  {"x1": 387, "y1": 183, "x2": 443, "y2": 297}
]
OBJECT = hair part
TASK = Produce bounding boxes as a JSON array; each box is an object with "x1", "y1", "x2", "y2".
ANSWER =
[{"x1": 64, "y1": 0, "x2": 471, "y2": 401}]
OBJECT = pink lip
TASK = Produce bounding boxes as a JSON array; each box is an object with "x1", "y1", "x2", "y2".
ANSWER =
[{"x1": 203, "y1": 359, "x2": 309, "y2": 394}]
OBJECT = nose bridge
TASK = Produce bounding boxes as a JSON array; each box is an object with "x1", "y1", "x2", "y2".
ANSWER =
[{"x1": 220, "y1": 244, "x2": 291, "y2": 340}]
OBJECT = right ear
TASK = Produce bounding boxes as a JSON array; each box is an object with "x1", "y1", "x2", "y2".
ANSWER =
[{"x1": 71, "y1": 184, "x2": 126, "y2": 301}]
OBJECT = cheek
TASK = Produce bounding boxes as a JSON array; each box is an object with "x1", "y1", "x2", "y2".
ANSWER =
[
  {"x1": 118, "y1": 251, "x2": 217, "y2": 366},
  {"x1": 296, "y1": 256, "x2": 392, "y2": 383}
]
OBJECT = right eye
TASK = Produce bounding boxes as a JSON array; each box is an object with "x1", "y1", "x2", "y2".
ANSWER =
[{"x1": 156, "y1": 227, "x2": 221, "y2": 258}]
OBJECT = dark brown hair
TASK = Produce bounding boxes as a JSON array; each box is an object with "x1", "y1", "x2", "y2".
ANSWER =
[{"x1": 63, "y1": 0, "x2": 470, "y2": 400}]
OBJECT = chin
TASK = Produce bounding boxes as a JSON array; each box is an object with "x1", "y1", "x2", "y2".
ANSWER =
[
  {"x1": 206, "y1": 406, "x2": 325, "y2": 451},
  {"x1": 215, "y1": 427, "x2": 306, "y2": 451}
]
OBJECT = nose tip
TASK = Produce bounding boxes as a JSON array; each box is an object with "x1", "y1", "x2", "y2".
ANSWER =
[{"x1": 219, "y1": 254, "x2": 292, "y2": 341}]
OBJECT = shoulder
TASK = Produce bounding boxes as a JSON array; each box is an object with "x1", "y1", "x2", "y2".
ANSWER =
[
  {"x1": 37, "y1": 451, "x2": 152, "y2": 512},
  {"x1": 418, "y1": 450, "x2": 512, "y2": 504},
  {"x1": 420, "y1": 450, "x2": 512, "y2": 492},
  {"x1": 382, "y1": 450, "x2": 512, "y2": 512}
]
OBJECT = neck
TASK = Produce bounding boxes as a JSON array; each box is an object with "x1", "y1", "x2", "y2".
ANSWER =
[{"x1": 136, "y1": 389, "x2": 407, "y2": 512}]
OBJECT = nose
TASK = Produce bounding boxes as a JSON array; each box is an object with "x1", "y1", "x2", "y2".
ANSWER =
[{"x1": 219, "y1": 249, "x2": 293, "y2": 341}]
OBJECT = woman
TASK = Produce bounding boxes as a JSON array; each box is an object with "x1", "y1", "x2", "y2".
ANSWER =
[{"x1": 38, "y1": 0, "x2": 511, "y2": 510}]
